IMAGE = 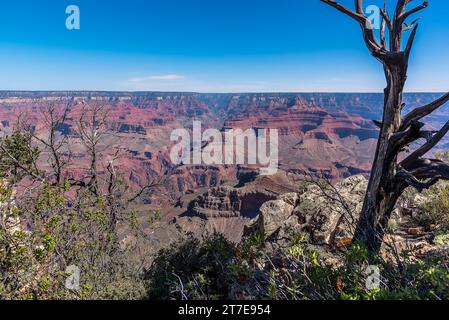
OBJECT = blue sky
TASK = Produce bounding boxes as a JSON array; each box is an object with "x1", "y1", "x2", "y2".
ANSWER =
[{"x1": 0, "y1": 0, "x2": 448, "y2": 92}]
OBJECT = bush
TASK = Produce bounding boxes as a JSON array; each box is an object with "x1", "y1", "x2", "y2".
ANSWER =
[
  {"x1": 419, "y1": 182, "x2": 449, "y2": 232},
  {"x1": 144, "y1": 229, "x2": 449, "y2": 301},
  {"x1": 144, "y1": 233, "x2": 236, "y2": 300},
  {"x1": 0, "y1": 127, "x2": 150, "y2": 300},
  {"x1": 0, "y1": 181, "x2": 147, "y2": 300}
]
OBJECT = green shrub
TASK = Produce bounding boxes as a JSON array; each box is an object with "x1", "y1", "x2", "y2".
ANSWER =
[
  {"x1": 419, "y1": 183, "x2": 449, "y2": 232},
  {"x1": 144, "y1": 228, "x2": 449, "y2": 301},
  {"x1": 144, "y1": 233, "x2": 236, "y2": 300}
]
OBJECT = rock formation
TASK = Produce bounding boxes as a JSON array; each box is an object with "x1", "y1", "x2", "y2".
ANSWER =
[
  {"x1": 188, "y1": 186, "x2": 278, "y2": 219},
  {"x1": 244, "y1": 175, "x2": 369, "y2": 246}
]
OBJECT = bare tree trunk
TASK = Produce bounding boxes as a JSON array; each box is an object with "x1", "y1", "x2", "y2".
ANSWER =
[
  {"x1": 76, "y1": 101, "x2": 109, "y2": 196},
  {"x1": 354, "y1": 62, "x2": 406, "y2": 252}
]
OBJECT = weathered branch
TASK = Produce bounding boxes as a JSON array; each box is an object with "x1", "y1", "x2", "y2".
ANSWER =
[
  {"x1": 398, "y1": 159, "x2": 449, "y2": 194},
  {"x1": 321, "y1": 0, "x2": 384, "y2": 57},
  {"x1": 396, "y1": 169, "x2": 440, "y2": 192},
  {"x1": 321, "y1": 0, "x2": 364, "y2": 21},
  {"x1": 380, "y1": 11, "x2": 387, "y2": 48},
  {"x1": 401, "y1": 121, "x2": 449, "y2": 167},
  {"x1": 401, "y1": 92, "x2": 449, "y2": 130},
  {"x1": 390, "y1": 0, "x2": 426, "y2": 53},
  {"x1": 373, "y1": 120, "x2": 383, "y2": 128},
  {"x1": 418, "y1": 130, "x2": 439, "y2": 143},
  {"x1": 389, "y1": 120, "x2": 424, "y2": 149},
  {"x1": 354, "y1": 0, "x2": 363, "y2": 14},
  {"x1": 395, "y1": 0, "x2": 412, "y2": 20},
  {"x1": 404, "y1": 23, "x2": 419, "y2": 59},
  {"x1": 410, "y1": 159, "x2": 449, "y2": 180},
  {"x1": 379, "y1": 2, "x2": 392, "y2": 50},
  {"x1": 380, "y1": 6, "x2": 392, "y2": 32},
  {"x1": 400, "y1": 1, "x2": 429, "y2": 23},
  {"x1": 127, "y1": 181, "x2": 161, "y2": 204},
  {"x1": 76, "y1": 101, "x2": 109, "y2": 196},
  {"x1": 402, "y1": 18, "x2": 420, "y2": 32}
]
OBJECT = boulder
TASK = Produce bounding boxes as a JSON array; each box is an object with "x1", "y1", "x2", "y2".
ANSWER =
[
  {"x1": 257, "y1": 200, "x2": 296, "y2": 238},
  {"x1": 245, "y1": 175, "x2": 369, "y2": 246},
  {"x1": 295, "y1": 175, "x2": 367, "y2": 245},
  {"x1": 279, "y1": 192, "x2": 300, "y2": 206}
]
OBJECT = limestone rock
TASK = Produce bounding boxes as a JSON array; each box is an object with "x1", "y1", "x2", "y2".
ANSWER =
[
  {"x1": 295, "y1": 175, "x2": 368, "y2": 245},
  {"x1": 245, "y1": 175, "x2": 369, "y2": 246},
  {"x1": 257, "y1": 200, "x2": 296, "y2": 238},
  {"x1": 279, "y1": 193, "x2": 300, "y2": 207}
]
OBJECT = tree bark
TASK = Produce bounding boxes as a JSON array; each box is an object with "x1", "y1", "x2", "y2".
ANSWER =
[{"x1": 353, "y1": 62, "x2": 406, "y2": 252}]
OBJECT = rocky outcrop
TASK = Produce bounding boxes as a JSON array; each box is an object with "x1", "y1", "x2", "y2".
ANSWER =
[
  {"x1": 170, "y1": 171, "x2": 300, "y2": 243},
  {"x1": 296, "y1": 175, "x2": 367, "y2": 244},
  {"x1": 244, "y1": 193, "x2": 300, "y2": 239},
  {"x1": 244, "y1": 175, "x2": 368, "y2": 246},
  {"x1": 243, "y1": 175, "x2": 449, "y2": 256},
  {"x1": 185, "y1": 170, "x2": 298, "y2": 222},
  {"x1": 189, "y1": 186, "x2": 278, "y2": 219}
]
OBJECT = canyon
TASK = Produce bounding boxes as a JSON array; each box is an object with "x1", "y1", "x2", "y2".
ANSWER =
[{"x1": 1, "y1": 91, "x2": 448, "y2": 242}]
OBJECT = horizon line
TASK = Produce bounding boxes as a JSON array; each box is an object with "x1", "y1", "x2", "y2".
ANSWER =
[{"x1": 0, "y1": 90, "x2": 446, "y2": 95}]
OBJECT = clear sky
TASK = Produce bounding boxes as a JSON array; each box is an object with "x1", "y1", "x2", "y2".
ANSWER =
[{"x1": 0, "y1": 0, "x2": 448, "y2": 92}]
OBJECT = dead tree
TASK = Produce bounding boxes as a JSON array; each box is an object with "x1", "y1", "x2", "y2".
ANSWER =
[
  {"x1": 322, "y1": 0, "x2": 449, "y2": 253},
  {"x1": 76, "y1": 101, "x2": 109, "y2": 196},
  {"x1": 30, "y1": 99, "x2": 73, "y2": 186}
]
